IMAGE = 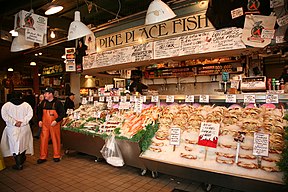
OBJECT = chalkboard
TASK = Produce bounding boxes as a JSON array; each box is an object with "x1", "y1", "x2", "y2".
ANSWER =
[{"x1": 154, "y1": 37, "x2": 181, "y2": 59}]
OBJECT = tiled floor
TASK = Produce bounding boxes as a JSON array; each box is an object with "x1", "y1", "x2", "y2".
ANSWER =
[{"x1": 0, "y1": 138, "x2": 242, "y2": 192}]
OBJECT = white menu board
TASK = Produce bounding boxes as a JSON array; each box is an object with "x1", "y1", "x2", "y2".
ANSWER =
[
  {"x1": 113, "y1": 47, "x2": 132, "y2": 65},
  {"x1": 253, "y1": 133, "x2": 269, "y2": 157},
  {"x1": 131, "y1": 42, "x2": 154, "y2": 62},
  {"x1": 96, "y1": 50, "x2": 115, "y2": 67},
  {"x1": 154, "y1": 37, "x2": 181, "y2": 59}
]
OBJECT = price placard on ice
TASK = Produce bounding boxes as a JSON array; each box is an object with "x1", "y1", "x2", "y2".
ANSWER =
[
  {"x1": 225, "y1": 94, "x2": 237, "y2": 103},
  {"x1": 244, "y1": 94, "x2": 256, "y2": 103},
  {"x1": 88, "y1": 96, "x2": 93, "y2": 102},
  {"x1": 151, "y1": 95, "x2": 159, "y2": 103},
  {"x1": 107, "y1": 101, "x2": 113, "y2": 109},
  {"x1": 81, "y1": 97, "x2": 87, "y2": 105},
  {"x1": 199, "y1": 95, "x2": 209, "y2": 103},
  {"x1": 130, "y1": 95, "x2": 136, "y2": 102},
  {"x1": 140, "y1": 96, "x2": 147, "y2": 103},
  {"x1": 198, "y1": 122, "x2": 220, "y2": 148},
  {"x1": 99, "y1": 96, "x2": 105, "y2": 102},
  {"x1": 266, "y1": 94, "x2": 278, "y2": 103},
  {"x1": 185, "y1": 95, "x2": 194, "y2": 103},
  {"x1": 119, "y1": 102, "x2": 130, "y2": 110},
  {"x1": 106, "y1": 96, "x2": 112, "y2": 102},
  {"x1": 166, "y1": 95, "x2": 175, "y2": 103},
  {"x1": 113, "y1": 96, "x2": 120, "y2": 103},
  {"x1": 253, "y1": 133, "x2": 269, "y2": 157},
  {"x1": 170, "y1": 127, "x2": 181, "y2": 146},
  {"x1": 120, "y1": 96, "x2": 127, "y2": 102}
]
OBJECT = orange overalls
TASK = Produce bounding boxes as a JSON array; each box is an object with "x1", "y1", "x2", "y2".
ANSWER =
[{"x1": 39, "y1": 102, "x2": 61, "y2": 159}]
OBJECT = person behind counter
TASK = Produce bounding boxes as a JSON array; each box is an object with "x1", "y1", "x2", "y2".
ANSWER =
[
  {"x1": 128, "y1": 78, "x2": 148, "y2": 95},
  {"x1": 37, "y1": 87, "x2": 65, "y2": 164},
  {"x1": 64, "y1": 92, "x2": 75, "y2": 115}
]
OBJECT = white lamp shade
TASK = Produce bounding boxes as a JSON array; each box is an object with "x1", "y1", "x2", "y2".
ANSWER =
[
  {"x1": 10, "y1": 30, "x2": 34, "y2": 52},
  {"x1": 68, "y1": 11, "x2": 93, "y2": 41},
  {"x1": 145, "y1": 0, "x2": 176, "y2": 25}
]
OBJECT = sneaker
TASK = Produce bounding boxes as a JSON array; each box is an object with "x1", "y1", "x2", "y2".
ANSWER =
[
  {"x1": 53, "y1": 158, "x2": 60, "y2": 162},
  {"x1": 37, "y1": 159, "x2": 47, "y2": 164}
]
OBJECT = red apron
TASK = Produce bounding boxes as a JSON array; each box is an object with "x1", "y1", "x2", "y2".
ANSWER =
[{"x1": 40, "y1": 102, "x2": 61, "y2": 159}]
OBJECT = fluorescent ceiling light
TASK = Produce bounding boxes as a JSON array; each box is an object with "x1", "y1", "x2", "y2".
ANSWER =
[
  {"x1": 8, "y1": 68, "x2": 13, "y2": 72},
  {"x1": 145, "y1": 0, "x2": 176, "y2": 25},
  {"x1": 30, "y1": 61, "x2": 36, "y2": 66},
  {"x1": 9, "y1": 30, "x2": 18, "y2": 37},
  {"x1": 68, "y1": 11, "x2": 93, "y2": 41},
  {"x1": 45, "y1": 5, "x2": 63, "y2": 15}
]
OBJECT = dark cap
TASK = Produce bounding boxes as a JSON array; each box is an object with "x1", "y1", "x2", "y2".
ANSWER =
[
  {"x1": 44, "y1": 87, "x2": 54, "y2": 94},
  {"x1": 68, "y1": 92, "x2": 75, "y2": 96}
]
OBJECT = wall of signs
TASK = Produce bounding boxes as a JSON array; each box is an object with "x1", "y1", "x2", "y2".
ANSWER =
[{"x1": 83, "y1": 27, "x2": 246, "y2": 71}]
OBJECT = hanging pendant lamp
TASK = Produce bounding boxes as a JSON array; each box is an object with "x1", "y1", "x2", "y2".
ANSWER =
[
  {"x1": 145, "y1": 0, "x2": 176, "y2": 25},
  {"x1": 10, "y1": 30, "x2": 34, "y2": 52},
  {"x1": 67, "y1": 11, "x2": 93, "y2": 41}
]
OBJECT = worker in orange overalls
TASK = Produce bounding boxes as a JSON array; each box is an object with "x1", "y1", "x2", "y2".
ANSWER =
[{"x1": 37, "y1": 87, "x2": 65, "y2": 164}]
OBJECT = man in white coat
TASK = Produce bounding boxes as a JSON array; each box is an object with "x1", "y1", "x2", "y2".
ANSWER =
[{"x1": 1, "y1": 92, "x2": 34, "y2": 170}]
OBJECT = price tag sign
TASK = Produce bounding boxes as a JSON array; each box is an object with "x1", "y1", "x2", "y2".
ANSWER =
[
  {"x1": 253, "y1": 133, "x2": 269, "y2": 156},
  {"x1": 113, "y1": 96, "x2": 120, "y2": 103},
  {"x1": 93, "y1": 101, "x2": 98, "y2": 107},
  {"x1": 120, "y1": 96, "x2": 127, "y2": 102},
  {"x1": 225, "y1": 94, "x2": 237, "y2": 103},
  {"x1": 119, "y1": 102, "x2": 130, "y2": 110},
  {"x1": 134, "y1": 99, "x2": 143, "y2": 113},
  {"x1": 99, "y1": 96, "x2": 105, "y2": 102},
  {"x1": 88, "y1": 96, "x2": 93, "y2": 102},
  {"x1": 130, "y1": 95, "x2": 136, "y2": 102},
  {"x1": 81, "y1": 97, "x2": 87, "y2": 105},
  {"x1": 151, "y1": 95, "x2": 159, "y2": 103},
  {"x1": 261, "y1": 29, "x2": 275, "y2": 39},
  {"x1": 231, "y1": 7, "x2": 243, "y2": 19},
  {"x1": 107, "y1": 101, "x2": 113, "y2": 109},
  {"x1": 140, "y1": 96, "x2": 147, "y2": 103},
  {"x1": 276, "y1": 35, "x2": 285, "y2": 43},
  {"x1": 106, "y1": 96, "x2": 112, "y2": 102},
  {"x1": 266, "y1": 94, "x2": 278, "y2": 103},
  {"x1": 244, "y1": 94, "x2": 256, "y2": 103},
  {"x1": 73, "y1": 112, "x2": 80, "y2": 120},
  {"x1": 170, "y1": 127, "x2": 181, "y2": 146},
  {"x1": 185, "y1": 95, "x2": 194, "y2": 103},
  {"x1": 199, "y1": 95, "x2": 209, "y2": 103},
  {"x1": 166, "y1": 95, "x2": 175, "y2": 103},
  {"x1": 198, "y1": 122, "x2": 220, "y2": 148}
]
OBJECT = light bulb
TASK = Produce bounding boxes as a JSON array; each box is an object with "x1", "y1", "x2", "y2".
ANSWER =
[{"x1": 50, "y1": 31, "x2": 56, "y2": 38}]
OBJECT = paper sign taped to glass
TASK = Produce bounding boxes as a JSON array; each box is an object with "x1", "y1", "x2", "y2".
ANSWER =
[{"x1": 241, "y1": 15, "x2": 276, "y2": 48}]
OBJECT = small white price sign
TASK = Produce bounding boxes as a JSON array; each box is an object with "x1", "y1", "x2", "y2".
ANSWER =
[
  {"x1": 253, "y1": 133, "x2": 269, "y2": 157},
  {"x1": 120, "y1": 96, "x2": 127, "y2": 102},
  {"x1": 105, "y1": 114, "x2": 111, "y2": 122},
  {"x1": 199, "y1": 95, "x2": 209, "y2": 103},
  {"x1": 107, "y1": 101, "x2": 113, "y2": 109},
  {"x1": 130, "y1": 95, "x2": 136, "y2": 102},
  {"x1": 231, "y1": 7, "x2": 243, "y2": 19},
  {"x1": 106, "y1": 96, "x2": 112, "y2": 102},
  {"x1": 140, "y1": 96, "x2": 147, "y2": 103},
  {"x1": 266, "y1": 94, "x2": 278, "y2": 103},
  {"x1": 151, "y1": 95, "x2": 159, "y2": 103},
  {"x1": 88, "y1": 96, "x2": 93, "y2": 102},
  {"x1": 113, "y1": 96, "x2": 119, "y2": 102},
  {"x1": 244, "y1": 94, "x2": 256, "y2": 103},
  {"x1": 170, "y1": 127, "x2": 181, "y2": 146},
  {"x1": 93, "y1": 101, "x2": 98, "y2": 107},
  {"x1": 99, "y1": 96, "x2": 105, "y2": 102},
  {"x1": 119, "y1": 102, "x2": 130, "y2": 110},
  {"x1": 185, "y1": 95, "x2": 194, "y2": 103},
  {"x1": 134, "y1": 99, "x2": 143, "y2": 113},
  {"x1": 261, "y1": 29, "x2": 275, "y2": 39},
  {"x1": 73, "y1": 112, "x2": 80, "y2": 120},
  {"x1": 166, "y1": 95, "x2": 175, "y2": 103},
  {"x1": 225, "y1": 94, "x2": 237, "y2": 103},
  {"x1": 81, "y1": 97, "x2": 87, "y2": 105}
]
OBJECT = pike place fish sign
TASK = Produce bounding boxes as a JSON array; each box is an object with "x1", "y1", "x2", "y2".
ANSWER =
[{"x1": 96, "y1": 11, "x2": 213, "y2": 51}]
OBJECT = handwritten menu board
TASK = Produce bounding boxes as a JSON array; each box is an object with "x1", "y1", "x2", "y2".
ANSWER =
[
  {"x1": 154, "y1": 37, "x2": 181, "y2": 59},
  {"x1": 113, "y1": 47, "x2": 133, "y2": 65},
  {"x1": 83, "y1": 54, "x2": 96, "y2": 70},
  {"x1": 131, "y1": 42, "x2": 154, "y2": 62},
  {"x1": 96, "y1": 50, "x2": 115, "y2": 67},
  {"x1": 179, "y1": 28, "x2": 245, "y2": 56}
]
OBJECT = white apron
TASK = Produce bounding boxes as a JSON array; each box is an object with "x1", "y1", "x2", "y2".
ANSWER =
[{"x1": 1, "y1": 102, "x2": 34, "y2": 157}]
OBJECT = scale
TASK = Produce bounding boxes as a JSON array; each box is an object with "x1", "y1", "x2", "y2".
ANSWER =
[{"x1": 241, "y1": 76, "x2": 266, "y2": 92}]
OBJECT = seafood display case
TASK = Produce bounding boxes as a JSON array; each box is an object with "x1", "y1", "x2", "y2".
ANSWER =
[{"x1": 139, "y1": 94, "x2": 288, "y2": 192}]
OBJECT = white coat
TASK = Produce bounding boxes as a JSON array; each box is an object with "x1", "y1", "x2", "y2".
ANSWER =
[{"x1": 1, "y1": 101, "x2": 34, "y2": 157}]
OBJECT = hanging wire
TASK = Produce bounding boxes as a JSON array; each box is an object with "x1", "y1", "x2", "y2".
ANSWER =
[{"x1": 115, "y1": 0, "x2": 121, "y2": 20}]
